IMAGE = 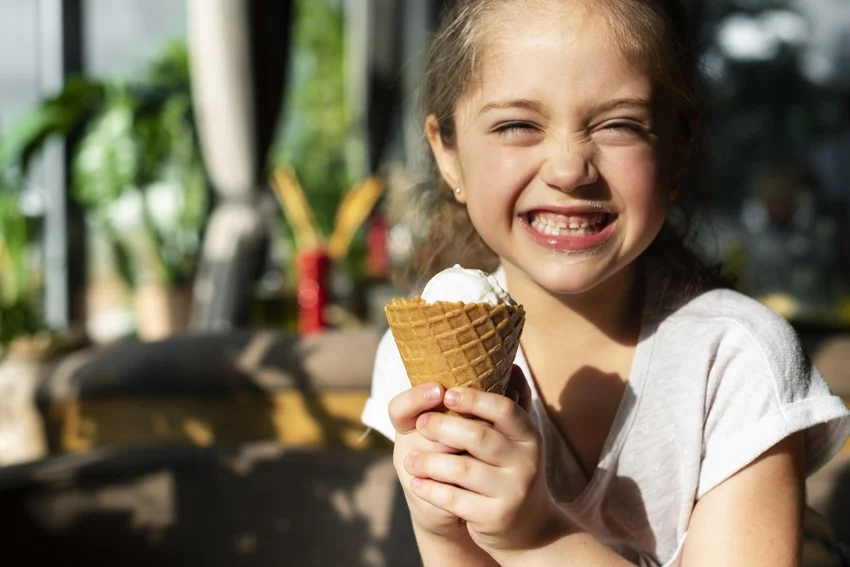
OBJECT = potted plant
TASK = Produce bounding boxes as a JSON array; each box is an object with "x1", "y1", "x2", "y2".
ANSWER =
[
  {"x1": 72, "y1": 43, "x2": 208, "y2": 340},
  {"x1": 2, "y1": 42, "x2": 209, "y2": 342}
]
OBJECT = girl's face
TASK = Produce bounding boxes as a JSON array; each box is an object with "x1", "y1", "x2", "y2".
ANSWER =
[{"x1": 428, "y1": 2, "x2": 677, "y2": 298}]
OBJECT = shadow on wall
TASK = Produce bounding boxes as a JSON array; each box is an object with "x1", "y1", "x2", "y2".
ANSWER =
[{"x1": 0, "y1": 444, "x2": 419, "y2": 566}]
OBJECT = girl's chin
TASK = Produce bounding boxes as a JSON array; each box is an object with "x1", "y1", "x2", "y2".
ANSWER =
[
  {"x1": 538, "y1": 279, "x2": 603, "y2": 297},
  {"x1": 511, "y1": 265, "x2": 612, "y2": 297}
]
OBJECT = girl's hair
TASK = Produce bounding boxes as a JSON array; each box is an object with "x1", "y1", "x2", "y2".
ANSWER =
[{"x1": 409, "y1": 0, "x2": 730, "y2": 300}]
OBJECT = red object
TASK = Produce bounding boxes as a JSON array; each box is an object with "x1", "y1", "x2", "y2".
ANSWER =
[
  {"x1": 366, "y1": 211, "x2": 389, "y2": 277},
  {"x1": 297, "y1": 248, "x2": 329, "y2": 335}
]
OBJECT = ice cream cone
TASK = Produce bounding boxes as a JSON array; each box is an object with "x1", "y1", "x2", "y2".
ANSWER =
[{"x1": 385, "y1": 297, "x2": 525, "y2": 396}]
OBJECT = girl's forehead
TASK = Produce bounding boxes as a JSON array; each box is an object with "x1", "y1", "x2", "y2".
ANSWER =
[
  {"x1": 463, "y1": 4, "x2": 653, "y2": 103},
  {"x1": 481, "y1": 0, "x2": 600, "y2": 40},
  {"x1": 477, "y1": 3, "x2": 645, "y2": 75}
]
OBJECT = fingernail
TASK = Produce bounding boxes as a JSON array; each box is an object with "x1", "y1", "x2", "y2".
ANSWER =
[
  {"x1": 411, "y1": 477, "x2": 422, "y2": 489},
  {"x1": 417, "y1": 413, "x2": 429, "y2": 429},
  {"x1": 404, "y1": 454, "x2": 415, "y2": 470},
  {"x1": 444, "y1": 389, "x2": 459, "y2": 406},
  {"x1": 426, "y1": 385, "x2": 441, "y2": 401}
]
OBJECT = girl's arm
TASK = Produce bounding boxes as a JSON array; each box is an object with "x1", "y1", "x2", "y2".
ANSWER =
[
  {"x1": 481, "y1": 525, "x2": 634, "y2": 566},
  {"x1": 679, "y1": 432, "x2": 805, "y2": 566},
  {"x1": 414, "y1": 526, "x2": 500, "y2": 567},
  {"x1": 487, "y1": 433, "x2": 805, "y2": 567}
]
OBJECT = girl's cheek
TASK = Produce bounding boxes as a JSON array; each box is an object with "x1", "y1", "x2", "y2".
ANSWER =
[
  {"x1": 483, "y1": 147, "x2": 536, "y2": 182},
  {"x1": 467, "y1": 152, "x2": 528, "y2": 196}
]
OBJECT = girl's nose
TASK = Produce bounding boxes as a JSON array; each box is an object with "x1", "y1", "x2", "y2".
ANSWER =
[{"x1": 540, "y1": 144, "x2": 598, "y2": 193}]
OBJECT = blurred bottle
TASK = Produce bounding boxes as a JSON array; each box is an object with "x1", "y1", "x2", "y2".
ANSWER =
[{"x1": 297, "y1": 248, "x2": 329, "y2": 335}]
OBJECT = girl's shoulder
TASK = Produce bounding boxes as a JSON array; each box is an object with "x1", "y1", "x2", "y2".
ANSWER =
[
  {"x1": 648, "y1": 287, "x2": 817, "y2": 395},
  {"x1": 655, "y1": 289, "x2": 850, "y2": 494},
  {"x1": 668, "y1": 287, "x2": 789, "y2": 322},
  {"x1": 657, "y1": 287, "x2": 801, "y2": 353}
]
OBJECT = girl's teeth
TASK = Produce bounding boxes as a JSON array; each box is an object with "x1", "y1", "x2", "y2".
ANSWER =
[{"x1": 529, "y1": 213, "x2": 608, "y2": 237}]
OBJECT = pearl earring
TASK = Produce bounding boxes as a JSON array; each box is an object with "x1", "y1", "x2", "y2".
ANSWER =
[{"x1": 454, "y1": 187, "x2": 461, "y2": 195}]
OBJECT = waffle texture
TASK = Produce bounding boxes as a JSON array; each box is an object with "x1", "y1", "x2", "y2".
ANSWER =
[{"x1": 385, "y1": 297, "x2": 525, "y2": 395}]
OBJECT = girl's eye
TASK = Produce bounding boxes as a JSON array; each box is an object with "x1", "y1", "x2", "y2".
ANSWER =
[
  {"x1": 493, "y1": 122, "x2": 539, "y2": 137},
  {"x1": 599, "y1": 121, "x2": 648, "y2": 139}
]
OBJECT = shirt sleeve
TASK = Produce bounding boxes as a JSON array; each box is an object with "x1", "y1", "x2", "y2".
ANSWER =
[
  {"x1": 696, "y1": 315, "x2": 850, "y2": 499},
  {"x1": 360, "y1": 328, "x2": 411, "y2": 441}
]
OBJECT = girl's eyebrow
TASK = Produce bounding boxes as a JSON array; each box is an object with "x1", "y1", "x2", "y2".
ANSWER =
[
  {"x1": 591, "y1": 97, "x2": 651, "y2": 114},
  {"x1": 478, "y1": 98, "x2": 548, "y2": 117},
  {"x1": 477, "y1": 97, "x2": 651, "y2": 118}
]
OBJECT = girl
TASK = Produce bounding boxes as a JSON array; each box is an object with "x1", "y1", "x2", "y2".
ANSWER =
[{"x1": 361, "y1": 0, "x2": 850, "y2": 565}]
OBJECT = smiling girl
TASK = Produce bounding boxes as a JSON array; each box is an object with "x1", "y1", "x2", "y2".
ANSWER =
[{"x1": 361, "y1": 1, "x2": 850, "y2": 565}]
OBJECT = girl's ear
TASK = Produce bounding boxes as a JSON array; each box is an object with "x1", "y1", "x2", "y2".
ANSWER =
[{"x1": 425, "y1": 115, "x2": 465, "y2": 203}]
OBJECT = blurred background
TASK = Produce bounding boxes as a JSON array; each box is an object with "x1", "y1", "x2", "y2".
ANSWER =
[{"x1": 0, "y1": 0, "x2": 848, "y2": 565}]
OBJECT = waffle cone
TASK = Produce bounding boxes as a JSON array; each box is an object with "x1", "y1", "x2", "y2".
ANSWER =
[{"x1": 385, "y1": 297, "x2": 525, "y2": 396}]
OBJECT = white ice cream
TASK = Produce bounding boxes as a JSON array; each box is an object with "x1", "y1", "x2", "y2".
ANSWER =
[{"x1": 420, "y1": 265, "x2": 515, "y2": 306}]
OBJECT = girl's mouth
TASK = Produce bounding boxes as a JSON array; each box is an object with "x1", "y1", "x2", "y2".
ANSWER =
[
  {"x1": 527, "y1": 211, "x2": 613, "y2": 237},
  {"x1": 520, "y1": 210, "x2": 617, "y2": 251}
]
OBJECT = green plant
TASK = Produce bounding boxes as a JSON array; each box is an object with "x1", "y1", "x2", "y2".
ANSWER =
[
  {"x1": 73, "y1": 42, "x2": 208, "y2": 288},
  {"x1": 0, "y1": 178, "x2": 42, "y2": 353},
  {"x1": 274, "y1": 0, "x2": 353, "y2": 237},
  {"x1": 1, "y1": 41, "x2": 208, "y2": 292},
  {"x1": 0, "y1": 77, "x2": 105, "y2": 173},
  {"x1": 0, "y1": 75, "x2": 104, "y2": 352}
]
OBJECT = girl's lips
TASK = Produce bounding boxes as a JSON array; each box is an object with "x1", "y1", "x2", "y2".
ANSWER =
[{"x1": 519, "y1": 213, "x2": 617, "y2": 251}]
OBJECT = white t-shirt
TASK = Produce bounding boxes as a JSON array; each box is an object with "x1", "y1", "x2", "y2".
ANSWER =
[{"x1": 361, "y1": 269, "x2": 850, "y2": 566}]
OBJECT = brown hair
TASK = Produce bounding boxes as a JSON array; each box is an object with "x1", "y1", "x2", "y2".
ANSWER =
[{"x1": 409, "y1": 0, "x2": 729, "y2": 299}]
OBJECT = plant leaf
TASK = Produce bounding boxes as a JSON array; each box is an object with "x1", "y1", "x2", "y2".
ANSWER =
[{"x1": 72, "y1": 93, "x2": 139, "y2": 207}]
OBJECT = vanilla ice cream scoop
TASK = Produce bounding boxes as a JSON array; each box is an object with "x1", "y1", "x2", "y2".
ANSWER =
[{"x1": 420, "y1": 265, "x2": 515, "y2": 306}]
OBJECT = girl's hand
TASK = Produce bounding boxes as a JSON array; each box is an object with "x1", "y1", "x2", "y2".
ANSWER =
[
  {"x1": 389, "y1": 383, "x2": 468, "y2": 539},
  {"x1": 403, "y1": 373, "x2": 570, "y2": 555}
]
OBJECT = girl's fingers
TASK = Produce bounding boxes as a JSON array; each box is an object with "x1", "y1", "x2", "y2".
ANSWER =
[
  {"x1": 416, "y1": 412, "x2": 512, "y2": 466},
  {"x1": 443, "y1": 386, "x2": 537, "y2": 441},
  {"x1": 408, "y1": 477, "x2": 493, "y2": 525},
  {"x1": 389, "y1": 383, "x2": 445, "y2": 434},
  {"x1": 404, "y1": 451, "x2": 499, "y2": 497},
  {"x1": 401, "y1": 435, "x2": 458, "y2": 455}
]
